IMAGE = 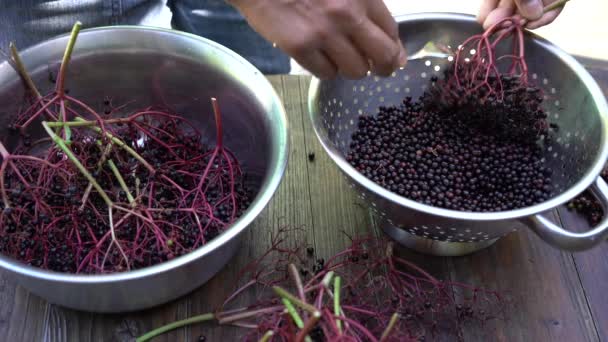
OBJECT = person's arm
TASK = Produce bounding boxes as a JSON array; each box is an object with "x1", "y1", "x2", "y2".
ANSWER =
[
  {"x1": 227, "y1": 0, "x2": 407, "y2": 80},
  {"x1": 478, "y1": 0, "x2": 566, "y2": 30}
]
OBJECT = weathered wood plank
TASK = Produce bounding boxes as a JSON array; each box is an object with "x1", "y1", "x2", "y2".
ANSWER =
[
  {"x1": 450, "y1": 211, "x2": 598, "y2": 342},
  {"x1": 552, "y1": 58, "x2": 608, "y2": 342},
  {"x1": 5, "y1": 287, "x2": 48, "y2": 342},
  {"x1": 556, "y1": 207, "x2": 607, "y2": 341},
  {"x1": 186, "y1": 75, "x2": 317, "y2": 341},
  {"x1": 295, "y1": 77, "x2": 372, "y2": 255}
]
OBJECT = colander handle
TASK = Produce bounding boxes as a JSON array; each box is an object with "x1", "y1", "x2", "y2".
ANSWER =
[{"x1": 524, "y1": 177, "x2": 608, "y2": 251}]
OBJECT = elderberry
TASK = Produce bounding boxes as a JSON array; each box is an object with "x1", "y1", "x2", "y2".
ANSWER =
[{"x1": 346, "y1": 73, "x2": 553, "y2": 212}]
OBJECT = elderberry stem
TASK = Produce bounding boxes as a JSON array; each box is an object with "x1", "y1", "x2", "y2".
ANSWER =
[
  {"x1": 108, "y1": 207, "x2": 130, "y2": 269},
  {"x1": 295, "y1": 312, "x2": 321, "y2": 342},
  {"x1": 73, "y1": 118, "x2": 155, "y2": 174},
  {"x1": 81, "y1": 142, "x2": 113, "y2": 211},
  {"x1": 107, "y1": 159, "x2": 135, "y2": 206},
  {"x1": 259, "y1": 330, "x2": 274, "y2": 342},
  {"x1": 379, "y1": 313, "x2": 400, "y2": 342},
  {"x1": 45, "y1": 118, "x2": 130, "y2": 128},
  {"x1": 282, "y1": 297, "x2": 305, "y2": 328},
  {"x1": 334, "y1": 276, "x2": 343, "y2": 333},
  {"x1": 0, "y1": 160, "x2": 10, "y2": 209},
  {"x1": 273, "y1": 286, "x2": 319, "y2": 315},
  {"x1": 9, "y1": 42, "x2": 41, "y2": 99},
  {"x1": 41, "y1": 121, "x2": 113, "y2": 206},
  {"x1": 136, "y1": 313, "x2": 215, "y2": 342},
  {"x1": 289, "y1": 263, "x2": 306, "y2": 303},
  {"x1": 210, "y1": 97, "x2": 223, "y2": 150},
  {"x1": 322, "y1": 271, "x2": 335, "y2": 288},
  {"x1": 56, "y1": 22, "x2": 82, "y2": 97},
  {"x1": 0, "y1": 141, "x2": 9, "y2": 159}
]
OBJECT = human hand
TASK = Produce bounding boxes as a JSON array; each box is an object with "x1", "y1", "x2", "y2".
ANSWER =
[
  {"x1": 228, "y1": 0, "x2": 407, "y2": 80},
  {"x1": 478, "y1": 0, "x2": 567, "y2": 30}
]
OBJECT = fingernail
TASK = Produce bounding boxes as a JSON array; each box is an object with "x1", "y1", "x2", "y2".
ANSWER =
[
  {"x1": 398, "y1": 44, "x2": 407, "y2": 67},
  {"x1": 520, "y1": 0, "x2": 543, "y2": 20}
]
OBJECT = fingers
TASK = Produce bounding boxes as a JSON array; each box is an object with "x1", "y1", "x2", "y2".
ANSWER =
[
  {"x1": 482, "y1": 6, "x2": 516, "y2": 29},
  {"x1": 348, "y1": 18, "x2": 406, "y2": 77},
  {"x1": 324, "y1": 37, "x2": 370, "y2": 79},
  {"x1": 367, "y1": 0, "x2": 399, "y2": 41},
  {"x1": 478, "y1": 0, "x2": 500, "y2": 25},
  {"x1": 295, "y1": 50, "x2": 338, "y2": 80},
  {"x1": 526, "y1": 7, "x2": 562, "y2": 29},
  {"x1": 513, "y1": 0, "x2": 543, "y2": 21}
]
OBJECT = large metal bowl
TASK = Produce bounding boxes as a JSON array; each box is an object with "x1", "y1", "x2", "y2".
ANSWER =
[
  {"x1": 308, "y1": 13, "x2": 608, "y2": 256},
  {"x1": 0, "y1": 27, "x2": 288, "y2": 312}
]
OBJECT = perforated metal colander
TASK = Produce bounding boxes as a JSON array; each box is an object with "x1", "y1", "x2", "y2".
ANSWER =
[{"x1": 308, "y1": 13, "x2": 608, "y2": 256}]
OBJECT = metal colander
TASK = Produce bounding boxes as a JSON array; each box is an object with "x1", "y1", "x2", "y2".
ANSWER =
[{"x1": 308, "y1": 13, "x2": 608, "y2": 256}]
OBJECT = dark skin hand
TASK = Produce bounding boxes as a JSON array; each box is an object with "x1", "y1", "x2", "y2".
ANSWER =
[
  {"x1": 228, "y1": 0, "x2": 408, "y2": 80},
  {"x1": 478, "y1": 0, "x2": 565, "y2": 29},
  {"x1": 229, "y1": 0, "x2": 567, "y2": 80}
]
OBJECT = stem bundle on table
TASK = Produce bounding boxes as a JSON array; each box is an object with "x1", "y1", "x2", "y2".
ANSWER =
[{"x1": 137, "y1": 230, "x2": 506, "y2": 342}]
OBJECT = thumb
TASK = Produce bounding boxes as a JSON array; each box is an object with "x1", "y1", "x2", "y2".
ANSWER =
[{"x1": 514, "y1": 0, "x2": 543, "y2": 21}]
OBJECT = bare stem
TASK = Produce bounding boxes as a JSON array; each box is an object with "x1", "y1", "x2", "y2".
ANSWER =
[
  {"x1": 322, "y1": 271, "x2": 335, "y2": 288},
  {"x1": 42, "y1": 121, "x2": 113, "y2": 206},
  {"x1": 108, "y1": 207, "x2": 130, "y2": 269},
  {"x1": 81, "y1": 142, "x2": 113, "y2": 210},
  {"x1": 0, "y1": 141, "x2": 9, "y2": 159},
  {"x1": 282, "y1": 297, "x2": 304, "y2": 328},
  {"x1": 259, "y1": 331, "x2": 274, "y2": 342},
  {"x1": 211, "y1": 97, "x2": 223, "y2": 149},
  {"x1": 379, "y1": 313, "x2": 400, "y2": 342},
  {"x1": 289, "y1": 263, "x2": 306, "y2": 303},
  {"x1": 334, "y1": 276, "x2": 343, "y2": 333},
  {"x1": 73, "y1": 118, "x2": 155, "y2": 174},
  {"x1": 9, "y1": 43, "x2": 41, "y2": 99},
  {"x1": 107, "y1": 159, "x2": 135, "y2": 206},
  {"x1": 295, "y1": 312, "x2": 321, "y2": 342},
  {"x1": 136, "y1": 313, "x2": 215, "y2": 342},
  {"x1": 45, "y1": 118, "x2": 131, "y2": 128},
  {"x1": 56, "y1": 22, "x2": 82, "y2": 97},
  {"x1": 273, "y1": 286, "x2": 319, "y2": 315}
]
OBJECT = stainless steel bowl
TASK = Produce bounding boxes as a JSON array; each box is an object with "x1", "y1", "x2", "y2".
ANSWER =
[
  {"x1": 308, "y1": 13, "x2": 608, "y2": 256},
  {"x1": 0, "y1": 26, "x2": 288, "y2": 312}
]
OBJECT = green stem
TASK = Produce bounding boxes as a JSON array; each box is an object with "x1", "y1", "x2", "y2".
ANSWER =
[
  {"x1": 107, "y1": 159, "x2": 135, "y2": 206},
  {"x1": 259, "y1": 331, "x2": 274, "y2": 342},
  {"x1": 282, "y1": 298, "x2": 304, "y2": 329},
  {"x1": 56, "y1": 22, "x2": 82, "y2": 97},
  {"x1": 42, "y1": 121, "x2": 113, "y2": 206},
  {"x1": 273, "y1": 286, "x2": 319, "y2": 315},
  {"x1": 322, "y1": 271, "x2": 335, "y2": 288},
  {"x1": 379, "y1": 313, "x2": 400, "y2": 342},
  {"x1": 9, "y1": 42, "x2": 41, "y2": 99},
  {"x1": 80, "y1": 142, "x2": 113, "y2": 210},
  {"x1": 73, "y1": 118, "x2": 155, "y2": 174},
  {"x1": 136, "y1": 313, "x2": 215, "y2": 342},
  {"x1": 45, "y1": 118, "x2": 130, "y2": 128},
  {"x1": 334, "y1": 276, "x2": 342, "y2": 333}
]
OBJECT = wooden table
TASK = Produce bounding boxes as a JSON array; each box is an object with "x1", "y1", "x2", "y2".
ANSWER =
[{"x1": 1, "y1": 59, "x2": 607, "y2": 342}]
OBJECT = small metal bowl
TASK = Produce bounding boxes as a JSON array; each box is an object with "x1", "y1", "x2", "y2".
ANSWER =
[
  {"x1": 0, "y1": 26, "x2": 288, "y2": 312},
  {"x1": 308, "y1": 13, "x2": 608, "y2": 256}
]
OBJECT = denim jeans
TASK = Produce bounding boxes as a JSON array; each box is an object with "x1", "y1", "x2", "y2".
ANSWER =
[{"x1": 0, "y1": 0, "x2": 290, "y2": 74}]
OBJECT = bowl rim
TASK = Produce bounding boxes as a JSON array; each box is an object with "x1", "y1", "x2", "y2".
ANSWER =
[
  {"x1": 308, "y1": 12, "x2": 608, "y2": 222},
  {"x1": 0, "y1": 25, "x2": 289, "y2": 283}
]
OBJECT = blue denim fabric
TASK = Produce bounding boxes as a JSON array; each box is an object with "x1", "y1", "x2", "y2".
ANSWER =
[
  {"x1": 0, "y1": 0, "x2": 290, "y2": 74},
  {"x1": 168, "y1": 0, "x2": 291, "y2": 74}
]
